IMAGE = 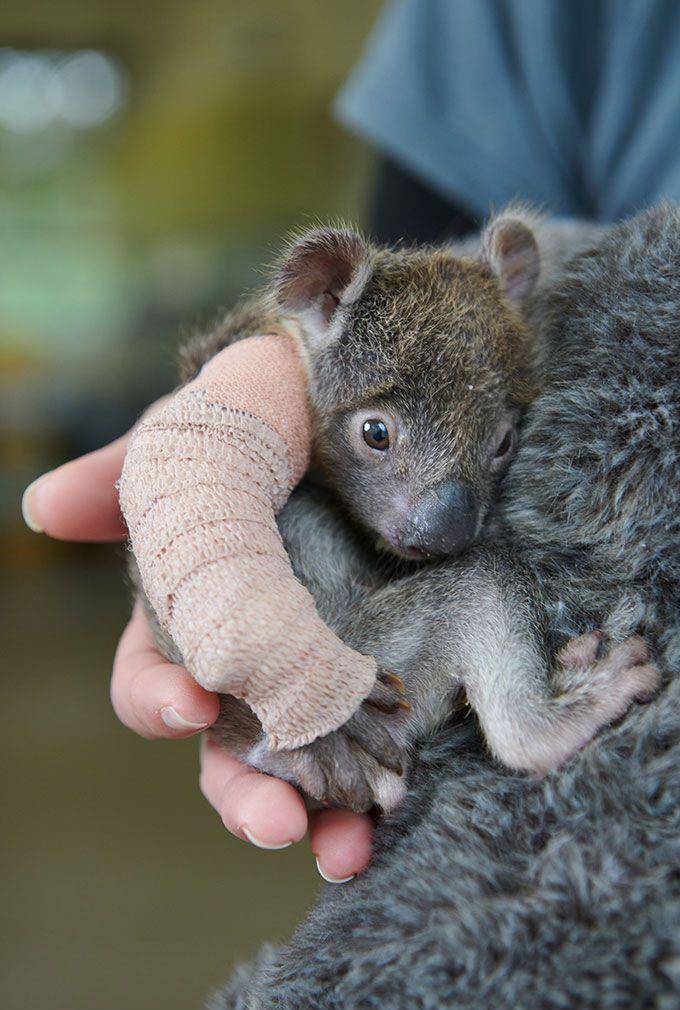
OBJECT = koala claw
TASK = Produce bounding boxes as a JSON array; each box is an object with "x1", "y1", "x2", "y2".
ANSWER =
[
  {"x1": 379, "y1": 670, "x2": 406, "y2": 693},
  {"x1": 251, "y1": 666, "x2": 412, "y2": 812},
  {"x1": 364, "y1": 668, "x2": 410, "y2": 714}
]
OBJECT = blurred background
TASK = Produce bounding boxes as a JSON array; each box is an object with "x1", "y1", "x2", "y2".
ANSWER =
[{"x1": 1, "y1": 3, "x2": 382, "y2": 1008}]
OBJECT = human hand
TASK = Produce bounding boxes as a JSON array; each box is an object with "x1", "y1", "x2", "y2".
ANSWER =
[{"x1": 21, "y1": 422, "x2": 374, "y2": 882}]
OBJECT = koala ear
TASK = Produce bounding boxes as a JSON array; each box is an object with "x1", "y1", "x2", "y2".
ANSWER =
[
  {"x1": 482, "y1": 213, "x2": 540, "y2": 305},
  {"x1": 273, "y1": 227, "x2": 372, "y2": 344}
]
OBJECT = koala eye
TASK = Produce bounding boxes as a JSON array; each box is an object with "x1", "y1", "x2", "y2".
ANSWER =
[
  {"x1": 492, "y1": 426, "x2": 516, "y2": 466},
  {"x1": 362, "y1": 418, "x2": 390, "y2": 451}
]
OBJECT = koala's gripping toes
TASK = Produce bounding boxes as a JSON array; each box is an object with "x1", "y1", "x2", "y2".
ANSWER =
[{"x1": 118, "y1": 333, "x2": 380, "y2": 750}]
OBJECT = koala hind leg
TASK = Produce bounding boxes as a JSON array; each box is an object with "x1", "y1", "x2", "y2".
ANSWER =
[{"x1": 449, "y1": 552, "x2": 661, "y2": 775}]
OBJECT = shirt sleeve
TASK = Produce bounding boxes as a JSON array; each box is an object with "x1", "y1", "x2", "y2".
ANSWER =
[{"x1": 334, "y1": 0, "x2": 598, "y2": 220}]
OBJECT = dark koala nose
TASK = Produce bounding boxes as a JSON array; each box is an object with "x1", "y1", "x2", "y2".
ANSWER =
[{"x1": 401, "y1": 481, "x2": 478, "y2": 558}]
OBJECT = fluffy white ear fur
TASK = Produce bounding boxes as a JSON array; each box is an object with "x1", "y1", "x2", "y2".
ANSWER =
[
  {"x1": 274, "y1": 227, "x2": 373, "y2": 350},
  {"x1": 482, "y1": 210, "x2": 541, "y2": 305}
]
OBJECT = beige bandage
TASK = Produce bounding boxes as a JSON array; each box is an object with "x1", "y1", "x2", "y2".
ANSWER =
[{"x1": 118, "y1": 333, "x2": 377, "y2": 749}]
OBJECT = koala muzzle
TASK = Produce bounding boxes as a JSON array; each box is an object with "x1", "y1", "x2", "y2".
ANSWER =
[{"x1": 398, "y1": 480, "x2": 478, "y2": 558}]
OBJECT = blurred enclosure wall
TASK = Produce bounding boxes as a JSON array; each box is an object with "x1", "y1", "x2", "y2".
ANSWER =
[{"x1": 0, "y1": 3, "x2": 380, "y2": 1009}]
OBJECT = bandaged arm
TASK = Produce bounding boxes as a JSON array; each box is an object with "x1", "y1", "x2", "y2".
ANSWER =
[{"x1": 118, "y1": 334, "x2": 377, "y2": 750}]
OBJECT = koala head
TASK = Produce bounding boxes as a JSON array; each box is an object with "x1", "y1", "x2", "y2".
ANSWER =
[{"x1": 272, "y1": 213, "x2": 541, "y2": 559}]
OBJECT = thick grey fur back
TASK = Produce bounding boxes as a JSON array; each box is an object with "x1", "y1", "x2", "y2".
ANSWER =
[
  {"x1": 499, "y1": 204, "x2": 680, "y2": 664},
  {"x1": 212, "y1": 681, "x2": 679, "y2": 1009},
  {"x1": 211, "y1": 207, "x2": 680, "y2": 1009}
]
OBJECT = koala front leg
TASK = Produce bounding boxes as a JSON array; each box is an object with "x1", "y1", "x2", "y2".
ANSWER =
[
  {"x1": 235, "y1": 496, "x2": 455, "y2": 812},
  {"x1": 302, "y1": 571, "x2": 471, "y2": 811},
  {"x1": 213, "y1": 486, "x2": 414, "y2": 811},
  {"x1": 448, "y1": 550, "x2": 661, "y2": 775}
]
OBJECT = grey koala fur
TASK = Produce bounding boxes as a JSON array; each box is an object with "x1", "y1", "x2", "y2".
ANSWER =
[{"x1": 208, "y1": 204, "x2": 680, "y2": 1008}]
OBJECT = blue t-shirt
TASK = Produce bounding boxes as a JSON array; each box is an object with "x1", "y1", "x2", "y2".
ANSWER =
[{"x1": 335, "y1": 0, "x2": 680, "y2": 221}]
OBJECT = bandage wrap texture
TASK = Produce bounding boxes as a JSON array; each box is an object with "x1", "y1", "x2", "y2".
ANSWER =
[{"x1": 118, "y1": 334, "x2": 378, "y2": 749}]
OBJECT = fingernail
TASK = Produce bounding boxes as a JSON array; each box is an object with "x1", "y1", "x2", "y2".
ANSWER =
[
  {"x1": 160, "y1": 706, "x2": 210, "y2": 732},
  {"x1": 21, "y1": 477, "x2": 46, "y2": 533},
  {"x1": 315, "y1": 857, "x2": 355, "y2": 884},
  {"x1": 242, "y1": 827, "x2": 293, "y2": 851}
]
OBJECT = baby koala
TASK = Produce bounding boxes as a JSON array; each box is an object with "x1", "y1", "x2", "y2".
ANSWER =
[{"x1": 145, "y1": 207, "x2": 656, "y2": 813}]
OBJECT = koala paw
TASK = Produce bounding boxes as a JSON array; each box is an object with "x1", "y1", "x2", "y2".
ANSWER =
[
  {"x1": 555, "y1": 631, "x2": 661, "y2": 713},
  {"x1": 250, "y1": 668, "x2": 412, "y2": 813},
  {"x1": 495, "y1": 632, "x2": 662, "y2": 777}
]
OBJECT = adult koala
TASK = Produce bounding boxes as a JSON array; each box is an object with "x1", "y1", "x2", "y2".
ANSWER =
[{"x1": 212, "y1": 206, "x2": 680, "y2": 1010}]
